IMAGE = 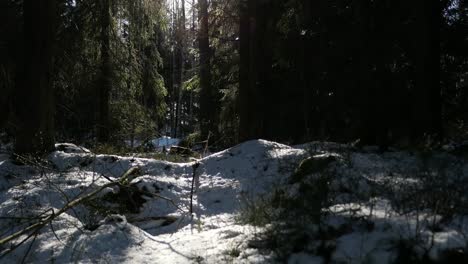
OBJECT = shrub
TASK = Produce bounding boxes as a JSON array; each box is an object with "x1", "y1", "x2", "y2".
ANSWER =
[
  {"x1": 239, "y1": 155, "x2": 337, "y2": 261},
  {"x1": 179, "y1": 132, "x2": 202, "y2": 149}
]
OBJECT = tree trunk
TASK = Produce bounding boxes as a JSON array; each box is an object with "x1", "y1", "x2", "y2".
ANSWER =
[
  {"x1": 413, "y1": 0, "x2": 442, "y2": 140},
  {"x1": 97, "y1": 0, "x2": 112, "y2": 143},
  {"x1": 174, "y1": 0, "x2": 186, "y2": 138},
  {"x1": 353, "y1": 0, "x2": 376, "y2": 145},
  {"x1": 238, "y1": 0, "x2": 281, "y2": 142},
  {"x1": 238, "y1": 0, "x2": 259, "y2": 141},
  {"x1": 258, "y1": 1, "x2": 279, "y2": 140},
  {"x1": 170, "y1": 0, "x2": 177, "y2": 137},
  {"x1": 14, "y1": 0, "x2": 56, "y2": 154},
  {"x1": 198, "y1": 0, "x2": 215, "y2": 140}
]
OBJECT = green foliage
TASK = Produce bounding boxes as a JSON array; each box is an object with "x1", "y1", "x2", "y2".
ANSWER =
[
  {"x1": 92, "y1": 143, "x2": 129, "y2": 155},
  {"x1": 238, "y1": 156, "x2": 334, "y2": 228},
  {"x1": 52, "y1": 0, "x2": 168, "y2": 143},
  {"x1": 2, "y1": 0, "x2": 468, "y2": 150},
  {"x1": 110, "y1": 99, "x2": 157, "y2": 142},
  {"x1": 219, "y1": 85, "x2": 239, "y2": 146},
  {"x1": 203, "y1": 0, "x2": 240, "y2": 145},
  {"x1": 224, "y1": 247, "x2": 241, "y2": 258},
  {"x1": 146, "y1": 152, "x2": 191, "y2": 163},
  {"x1": 237, "y1": 157, "x2": 336, "y2": 261},
  {"x1": 183, "y1": 76, "x2": 200, "y2": 92},
  {"x1": 179, "y1": 132, "x2": 201, "y2": 149},
  {"x1": 289, "y1": 156, "x2": 337, "y2": 184},
  {"x1": 237, "y1": 193, "x2": 274, "y2": 227}
]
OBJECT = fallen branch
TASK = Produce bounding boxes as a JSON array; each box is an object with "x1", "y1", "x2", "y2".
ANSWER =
[{"x1": 0, "y1": 167, "x2": 141, "y2": 248}]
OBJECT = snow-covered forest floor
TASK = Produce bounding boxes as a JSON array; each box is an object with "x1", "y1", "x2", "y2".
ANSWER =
[{"x1": 1, "y1": 140, "x2": 468, "y2": 263}]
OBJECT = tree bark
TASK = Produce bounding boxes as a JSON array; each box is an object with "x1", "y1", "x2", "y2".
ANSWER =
[
  {"x1": 14, "y1": 0, "x2": 56, "y2": 154},
  {"x1": 238, "y1": 0, "x2": 281, "y2": 142},
  {"x1": 353, "y1": 0, "x2": 377, "y2": 145},
  {"x1": 413, "y1": 0, "x2": 442, "y2": 140},
  {"x1": 238, "y1": 0, "x2": 259, "y2": 141},
  {"x1": 198, "y1": 0, "x2": 216, "y2": 140},
  {"x1": 174, "y1": 0, "x2": 186, "y2": 138},
  {"x1": 97, "y1": 0, "x2": 112, "y2": 143}
]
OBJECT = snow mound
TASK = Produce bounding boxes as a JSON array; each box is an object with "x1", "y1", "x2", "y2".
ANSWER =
[
  {"x1": 55, "y1": 143, "x2": 91, "y2": 153},
  {"x1": 1, "y1": 140, "x2": 468, "y2": 263},
  {"x1": 0, "y1": 140, "x2": 306, "y2": 263}
]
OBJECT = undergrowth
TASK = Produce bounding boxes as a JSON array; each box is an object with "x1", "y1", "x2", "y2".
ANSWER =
[{"x1": 239, "y1": 149, "x2": 468, "y2": 263}]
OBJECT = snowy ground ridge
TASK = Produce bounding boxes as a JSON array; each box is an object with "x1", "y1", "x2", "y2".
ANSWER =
[{"x1": 0, "y1": 140, "x2": 467, "y2": 263}]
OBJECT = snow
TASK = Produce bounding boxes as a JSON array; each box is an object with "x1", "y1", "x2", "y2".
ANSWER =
[
  {"x1": 125, "y1": 136, "x2": 181, "y2": 150},
  {"x1": 151, "y1": 136, "x2": 181, "y2": 150},
  {"x1": 55, "y1": 143, "x2": 91, "y2": 154},
  {"x1": 1, "y1": 140, "x2": 468, "y2": 263}
]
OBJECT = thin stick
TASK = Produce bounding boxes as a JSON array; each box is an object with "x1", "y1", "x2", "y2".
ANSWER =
[
  {"x1": 20, "y1": 232, "x2": 37, "y2": 264},
  {"x1": 189, "y1": 162, "x2": 200, "y2": 216}
]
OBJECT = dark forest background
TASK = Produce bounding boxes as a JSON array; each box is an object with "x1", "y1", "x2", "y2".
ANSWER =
[{"x1": 0, "y1": 0, "x2": 467, "y2": 154}]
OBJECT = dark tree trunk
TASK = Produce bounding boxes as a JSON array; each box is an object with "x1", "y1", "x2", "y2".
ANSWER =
[
  {"x1": 353, "y1": 0, "x2": 376, "y2": 145},
  {"x1": 239, "y1": 0, "x2": 289, "y2": 142},
  {"x1": 256, "y1": 1, "x2": 277, "y2": 140},
  {"x1": 198, "y1": 0, "x2": 216, "y2": 140},
  {"x1": 188, "y1": 0, "x2": 196, "y2": 129},
  {"x1": 14, "y1": 0, "x2": 56, "y2": 154},
  {"x1": 239, "y1": 0, "x2": 259, "y2": 141},
  {"x1": 299, "y1": 0, "x2": 313, "y2": 140},
  {"x1": 413, "y1": 0, "x2": 442, "y2": 140},
  {"x1": 174, "y1": 0, "x2": 186, "y2": 138},
  {"x1": 238, "y1": 0, "x2": 250, "y2": 141},
  {"x1": 372, "y1": 1, "x2": 393, "y2": 149},
  {"x1": 97, "y1": 0, "x2": 112, "y2": 143}
]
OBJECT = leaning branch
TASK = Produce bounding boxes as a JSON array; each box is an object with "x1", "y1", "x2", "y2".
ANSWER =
[{"x1": 0, "y1": 167, "x2": 141, "y2": 248}]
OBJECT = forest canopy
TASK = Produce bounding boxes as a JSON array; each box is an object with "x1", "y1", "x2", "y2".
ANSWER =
[{"x1": 0, "y1": 0, "x2": 467, "y2": 153}]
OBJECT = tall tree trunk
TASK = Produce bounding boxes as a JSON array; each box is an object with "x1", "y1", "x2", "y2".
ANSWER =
[
  {"x1": 256, "y1": 1, "x2": 277, "y2": 140},
  {"x1": 188, "y1": 0, "x2": 196, "y2": 129},
  {"x1": 239, "y1": 0, "x2": 280, "y2": 141},
  {"x1": 97, "y1": 0, "x2": 112, "y2": 143},
  {"x1": 170, "y1": 0, "x2": 177, "y2": 137},
  {"x1": 198, "y1": 0, "x2": 215, "y2": 140},
  {"x1": 238, "y1": 0, "x2": 259, "y2": 141},
  {"x1": 174, "y1": 0, "x2": 186, "y2": 138},
  {"x1": 14, "y1": 0, "x2": 56, "y2": 154},
  {"x1": 413, "y1": 0, "x2": 442, "y2": 140},
  {"x1": 353, "y1": 0, "x2": 376, "y2": 145}
]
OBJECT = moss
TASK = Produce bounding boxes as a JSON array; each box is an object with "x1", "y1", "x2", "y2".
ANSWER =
[
  {"x1": 224, "y1": 248, "x2": 241, "y2": 258},
  {"x1": 179, "y1": 132, "x2": 202, "y2": 149},
  {"x1": 149, "y1": 152, "x2": 191, "y2": 163},
  {"x1": 289, "y1": 155, "x2": 337, "y2": 184}
]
